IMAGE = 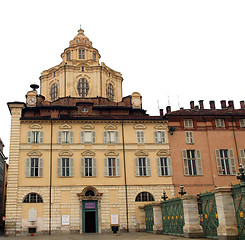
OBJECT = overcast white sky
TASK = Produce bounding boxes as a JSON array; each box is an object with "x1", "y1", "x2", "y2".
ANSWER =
[{"x1": 1, "y1": 0, "x2": 245, "y2": 156}]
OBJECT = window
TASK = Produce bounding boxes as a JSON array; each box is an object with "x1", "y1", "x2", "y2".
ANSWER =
[
  {"x1": 81, "y1": 131, "x2": 96, "y2": 143},
  {"x1": 58, "y1": 158, "x2": 74, "y2": 177},
  {"x1": 50, "y1": 83, "x2": 58, "y2": 101},
  {"x1": 157, "y1": 157, "x2": 172, "y2": 176},
  {"x1": 81, "y1": 158, "x2": 96, "y2": 177},
  {"x1": 104, "y1": 158, "x2": 120, "y2": 176},
  {"x1": 27, "y1": 131, "x2": 43, "y2": 144},
  {"x1": 215, "y1": 119, "x2": 225, "y2": 128},
  {"x1": 182, "y1": 150, "x2": 203, "y2": 176},
  {"x1": 215, "y1": 149, "x2": 236, "y2": 175},
  {"x1": 239, "y1": 119, "x2": 245, "y2": 128},
  {"x1": 135, "y1": 157, "x2": 151, "y2": 176},
  {"x1": 154, "y1": 131, "x2": 165, "y2": 143},
  {"x1": 23, "y1": 193, "x2": 43, "y2": 203},
  {"x1": 93, "y1": 52, "x2": 96, "y2": 61},
  {"x1": 104, "y1": 131, "x2": 119, "y2": 144},
  {"x1": 58, "y1": 131, "x2": 73, "y2": 144},
  {"x1": 82, "y1": 67, "x2": 84, "y2": 72},
  {"x1": 136, "y1": 131, "x2": 144, "y2": 144},
  {"x1": 77, "y1": 78, "x2": 89, "y2": 97},
  {"x1": 185, "y1": 131, "x2": 194, "y2": 144},
  {"x1": 107, "y1": 83, "x2": 114, "y2": 101},
  {"x1": 79, "y1": 49, "x2": 85, "y2": 59},
  {"x1": 184, "y1": 119, "x2": 193, "y2": 128},
  {"x1": 26, "y1": 158, "x2": 43, "y2": 177},
  {"x1": 240, "y1": 149, "x2": 245, "y2": 166},
  {"x1": 135, "y1": 192, "x2": 154, "y2": 202},
  {"x1": 66, "y1": 51, "x2": 71, "y2": 61}
]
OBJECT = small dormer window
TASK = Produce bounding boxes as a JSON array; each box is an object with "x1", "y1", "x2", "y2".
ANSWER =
[
  {"x1": 82, "y1": 107, "x2": 88, "y2": 112},
  {"x1": 93, "y1": 52, "x2": 96, "y2": 61},
  {"x1": 184, "y1": 119, "x2": 193, "y2": 128},
  {"x1": 215, "y1": 119, "x2": 225, "y2": 128},
  {"x1": 85, "y1": 40, "x2": 87, "y2": 44},
  {"x1": 66, "y1": 51, "x2": 71, "y2": 61},
  {"x1": 79, "y1": 49, "x2": 85, "y2": 59}
]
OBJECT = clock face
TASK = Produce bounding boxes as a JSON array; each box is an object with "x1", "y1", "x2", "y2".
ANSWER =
[
  {"x1": 133, "y1": 98, "x2": 141, "y2": 107},
  {"x1": 27, "y1": 96, "x2": 36, "y2": 106}
]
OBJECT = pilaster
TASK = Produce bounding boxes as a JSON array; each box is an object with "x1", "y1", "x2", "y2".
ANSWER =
[{"x1": 152, "y1": 203, "x2": 162, "y2": 234}]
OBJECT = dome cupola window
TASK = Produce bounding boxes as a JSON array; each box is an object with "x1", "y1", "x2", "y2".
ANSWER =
[
  {"x1": 50, "y1": 83, "x2": 58, "y2": 101},
  {"x1": 77, "y1": 78, "x2": 89, "y2": 98},
  {"x1": 93, "y1": 52, "x2": 96, "y2": 61},
  {"x1": 79, "y1": 49, "x2": 85, "y2": 59},
  {"x1": 107, "y1": 83, "x2": 114, "y2": 101},
  {"x1": 66, "y1": 51, "x2": 71, "y2": 61}
]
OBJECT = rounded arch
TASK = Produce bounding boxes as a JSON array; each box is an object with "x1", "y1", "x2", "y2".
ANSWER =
[
  {"x1": 135, "y1": 192, "x2": 155, "y2": 202},
  {"x1": 81, "y1": 186, "x2": 99, "y2": 197},
  {"x1": 23, "y1": 193, "x2": 43, "y2": 203}
]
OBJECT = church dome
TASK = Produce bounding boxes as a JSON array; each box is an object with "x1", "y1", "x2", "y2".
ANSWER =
[{"x1": 69, "y1": 28, "x2": 93, "y2": 47}]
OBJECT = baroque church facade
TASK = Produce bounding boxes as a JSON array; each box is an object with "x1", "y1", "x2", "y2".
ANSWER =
[{"x1": 6, "y1": 29, "x2": 173, "y2": 235}]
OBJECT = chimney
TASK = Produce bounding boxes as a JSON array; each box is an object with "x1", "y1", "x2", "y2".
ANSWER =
[
  {"x1": 240, "y1": 101, "x2": 245, "y2": 109},
  {"x1": 209, "y1": 100, "x2": 215, "y2": 109},
  {"x1": 228, "y1": 100, "x2": 234, "y2": 109},
  {"x1": 159, "y1": 109, "x2": 163, "y2": 116},
  {"x1": 220, "y1": 100, "x2": 226, "y2": 109},
  {"x1": 199, "y1": 100, "x2": 204, "y2": 109},
  {"x1": 195, "y1": 105, "x2": 199, "y2": 110},
  {"x1": 190, "y1": 101, "x2": 194, "y2": 109},
  {"x1": 166, "y1": 106, "x2": 171, "y2": 113}
]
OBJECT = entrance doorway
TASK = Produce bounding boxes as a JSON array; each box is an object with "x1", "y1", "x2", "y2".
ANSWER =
[
  {"x1": 82, "y1": 201, "x2": 98, "y2": 233},
  {"x1": 85, "y1": 211, "x2": 96, "y2": 233}
]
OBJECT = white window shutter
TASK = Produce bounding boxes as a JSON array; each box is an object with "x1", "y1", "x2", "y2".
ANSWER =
[
  {"x1": 135, "y1": 158, "x2": 139, "y2": 176},
  {"x1": 157, "y1": 158, "x2": 161, "y2": 176},
  {"x1": 58, "y1": 131, "x2": 62, "y2": 144},
  {"x1": 141, "y1": 132, "x2": 145, "y2": 143},
  {"x1": 196, "y1": 150, "x2": 203, "y2": 175},
  {"x1": 154, "y1": 132, "x2": 158, "y2": 143},
  {"x1": 215, "y1": 149, "x2": 223, "y2": 175},
  {"x1": 70, "y1": 158, "x2": 74, "y2": 176},
  {"x1": 162, "y1": 131, "x2": 165, "y2": 143},
  {"x1": 92, "y1": 131, "x2": 96, "y2": 143},
  {"x1": 168, "y1": 157, "x2": 172, "y2": 176},
  {"x1": 115, "y1": 131, "x2": 119, "y2": 143},
  {"x1": 69, "y1": 131, "x2": 74, "y2": 144},
  {"x1": 58, "y1": 158, "x2": 62, "y2": 177},
  {"x1": 39, "y1": 158, "x2": 43, "y2": 177},
  {"x1": 146, "y1": 158, "x2": 151, "y2": 176},
  {"x1": 185, "y1": 132, "x2": 190, "y2": 144},
  {"x1": 25, "y1": 158, "x2": 30, "y2": 177},
  {"x1": 228, "y1": 149, "x2": 236, "y2": 175},
  {"x1": 182, "y1": 150, "x2": 189, "y2": 175},
  {"x1": 104, "y1": 158, "x2": 109, "y2": 176},
  {"x1": 240, "y1": 149, "x2": 245, "y2": 166},
  {"x1": 136, "y1": 131, "x2": 141, "y2": 143},
  {"x1": 92, "y1": 158, "x2": 97, "y2": 176},
  {"x1": 80, "y1": 131, "x2": 84, "y2": 143},
  {"x1": 116, "y1": 158, "x2": 120, "y2": 176},
  {"x1": 27, "y1": 131, "x2": 32, "y2": 144},
  {"x1": 104, "y1": 132, "x2": 107, "y2": 143},
  {"x1": 81, "y1": 158, "x2": 85, "y2": 176},
  {"x1": 39, "y1": 131, "x2": 43, "y2": 143}
]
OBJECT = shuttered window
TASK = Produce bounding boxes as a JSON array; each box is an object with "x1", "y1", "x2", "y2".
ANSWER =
[
  {"x1": 135, "y1": 158, "x2": 151, "y2": 176},
  {"x1": 185, "y1": 131, "x2": 194, "y2": 144},
  {"x1": 27, "y1": 131, "x2": 43, "y2": 144},
  {"x1": 154, "y1": 131, "x2": 165, "y2": 143},
  {"x1": 136, "y1": 131, "x2": 144, "y2": 143},
  {"x1": 184, "y1": 119, "x2": 193, "y2": 128},
  {"x1": 104, "y1": 158, "x2": 120, "y2": 176},
  {"x1": 215, "y1": 119, "x2": 225, "y2": 128},
  {"x1": 215, "y1": 149, "x2": 236, "y2": 175},
  {"x1": 58, "y1": 131, "x2": 73, "y2": 144},
  {"x1": 81, "y1": 158, "x2": 97, "y2": 177},
  {"x1": 80, "y1": 131, "x2": 96, "y2": 143},
  {"x1": 182, "y1": 150, "x2": 203, "y2": 176},
  {"x1": 157, "y1": 157, "x2": 172, "y2": 176},
  {"x1": 104, "y1": 131, "x2": 119, "y2": 144},
  {"x1": 57, "y1": 158, "x2": 74, "y2": 177},
  {"x1": 240, "y1": 149, "x2": 245, "y2": 166},
  {"x1": 26, "y1": 158, "x2": 43, "y2": 177}
]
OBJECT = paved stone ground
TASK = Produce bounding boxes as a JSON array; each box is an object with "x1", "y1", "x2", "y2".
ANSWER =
[{"x1": 0, "y1": 232, "x2": 207, "y2": 240}]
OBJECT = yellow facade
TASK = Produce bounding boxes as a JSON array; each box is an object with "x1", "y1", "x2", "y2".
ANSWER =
[{"x1": 6, "y1": 29, "x2": 173, "y2": 235}]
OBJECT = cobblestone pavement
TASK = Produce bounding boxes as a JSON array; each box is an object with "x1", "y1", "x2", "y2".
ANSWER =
[{"x1": 0, "y1": 232, "x2": 207, "y2": 240}]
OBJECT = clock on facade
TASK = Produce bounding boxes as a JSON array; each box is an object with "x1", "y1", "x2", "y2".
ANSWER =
[
  {"x1": 132, "y1": 98, "x2": 141, "y2": 108},
  {"x1": 27, "y1": 96, "x2": 37, "y2": 106}
]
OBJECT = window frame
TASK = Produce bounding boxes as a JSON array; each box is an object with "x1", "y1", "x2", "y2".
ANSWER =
[
  {"x1": 27, "y1": 131, "x2": 43, "y2": 144},
  {"x1": 154, "y1": 131, "x2": 165, "y2": 143},
  {"x1": 80, "y1": 131, "x2": 96, "y2": 144},
  {"x1": 104, "y1": 131, "x2": 119, "y2": 144},
  {"x1": 58, "y1": 131, "x2": 73, "y2": 144},
  {"x1": 215, "y1": 119, "x2": 225, "y2": 128},
  {"x1": 66, "y1": 51, "x2": 71, "y2": 61},
  {"x1": 26, "y1": 158, "x2": 43, "y2": 177},
  {"x1": 107, "y1": 83, "x2": 114, "y2": 101},
  {"x1": 215, "y1": 149, "x2": 236, "y2": 175},
  {"x1": 23, "y1": 193, "x2": 43, "y2": 203},
  {"x1": 79, "y1": 49, "x2": 85, "y2": 59},
  {"x1": 185, "y1": 131, "x2": 194, "y2": 144},
  {"x1": 58, "y1": 157, "x2": 74, "y2": 177},
  {"x1": 81, "y1": 158, "x2": 97, "y2": 177},
  {"x1": 239, "y1": 119, "x2": 245, "y2": 128},
  {"x1": 135, "y1": 192, "x2": 154, "y2": 202},
  {"x1": 135, "y1": 157, "x2": 151, "y2": 176},
  {"x1": 77, "y1": 78, "x2": 89, "y2": 97},
  {"x1": 157, "y1": 157, "x2": 172, "y2": 176},
  {"x1": 50, "y1": 83, "x2": 58, "y2": 101},
  {"x1": 184, "y1": 119, "x2": 193, "y2": 128},
  {"x1": 136, "y1": 131, "x2": 145, "y2": 144},
  {"x1": 104, "y1": 157, "x2": 120, "y2": 177}
]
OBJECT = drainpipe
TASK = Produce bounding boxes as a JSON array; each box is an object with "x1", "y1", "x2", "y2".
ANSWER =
[
  {"x1": 232, "y1": 117, "x2": 240, "y2": 164},
  {"x1": 121, "y1": 120, "x2": 129, "y2": 232},
  {"x1": 64, "y1": 63, "x2": 67, "y2": 97},
  {"x1": 100, "y1": 66, "x2": 102, "y2": 97},
  {"x1": 49, "y1": 119, "x2": 53, "y2": 235}
]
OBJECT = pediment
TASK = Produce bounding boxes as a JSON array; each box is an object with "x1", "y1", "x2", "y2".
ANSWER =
[
  {"x1": 27, "y1": 150, "x2": 42, "y2": 157},
  {"x1": 81, "y1": 150, "x2": 95, "y2": 156},
  {"x1": 135, "y1": 150, "x2": 149, "y2": 157},
  {"x1": 29, "y1": 124, "x2": 42, "y2": 129},
  {"x1": 104, "y1": 124, "x2": 117, "y2": 130},
  {"x1": 154, "y1": 124, "x2": 167, "y2": 130},
  {"x1": 104, "y1": 150, "x2": 119, "y2": 157},
  {"x1": 134, "y1": 124, "x2": 146, "y2": 130},
  {"x1": 58, "y1": 150, "x2": 73, "y2": 157},
  {"x1": 157, "y1": 150, "x2": 170, "y2": 157},
  {"x1": 81, "y1": 124, "x2": 94, "y2": 130},
  {"x1": 60, "y1": 124, "x2": 72, "y2": 129}
]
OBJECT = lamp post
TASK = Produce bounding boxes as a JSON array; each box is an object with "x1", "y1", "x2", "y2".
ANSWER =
[
  {"x1": 179, "y1": 185, "x2": 187, "y2": 197},
  {"x1": 161, "y1": 191, "x2": 168, "y2": 201}
]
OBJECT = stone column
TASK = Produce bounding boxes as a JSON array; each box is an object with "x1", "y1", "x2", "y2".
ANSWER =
[
  {"x1": 182, "y1": 195, "x2": 204, "y2": 238},
  {"x1": 152, "y1": 203, "x2": 162, "y2": 234},
  {"x1": 213, "y1": 187, "x2": 238, "y2": 240}
]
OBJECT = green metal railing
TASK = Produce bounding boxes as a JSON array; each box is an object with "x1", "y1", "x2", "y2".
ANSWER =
[
  {"x1": 199, "y1": 191, "x2": 219, "y2": 239},
  {"x1": 161, "y1": 197, "x2": 184, "y2": 235},
  {"x1": 145, "y1": 204, "x2": 154, "y2": 232}
]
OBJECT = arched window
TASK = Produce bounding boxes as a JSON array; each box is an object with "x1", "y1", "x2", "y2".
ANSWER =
[
  {"x1": 135, "y1": 192, "x2": 154, "y2": 202},
  {"x1": 77, "y1": 78, "x2": 89, "y2": 98},
  {"x1": 23, "y1": 193, "x2": 43, "y2": 203},
  {"x1": 107, "y1": 83, "x2": 114, "y2": 101},
  {"x1": 85, "y1": 190, "x2": 95, "y2": 196},
  {"x1": 50, "y1": 83, "x2": 58, "y2": 101}
]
